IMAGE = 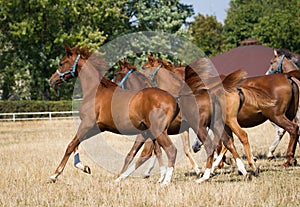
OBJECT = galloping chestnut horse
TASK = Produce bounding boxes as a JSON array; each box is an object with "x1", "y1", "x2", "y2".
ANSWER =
[
  {"x1": 210, "y1": 65, "x2": 300, "y2": 173},
  {"x1": 265, "y1": 50, "x2": 300, "y2": 159},
  {"x1": 120, "y1": 55, "x2": 278, "y2": 183},
  {"x1": 146, "y1": 56, "x2": 278, "y2": 178},
  {"x1": 49, "y1": 45, "x2": 181, "y2": 185},
  {"x1": 113, "y1": 58, "x2": 202, "y2": 182}
]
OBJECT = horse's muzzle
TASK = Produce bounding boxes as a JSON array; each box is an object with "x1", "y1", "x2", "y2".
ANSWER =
[{"x1": 49, "y1": 74, "x2": 61, "y2": 88}]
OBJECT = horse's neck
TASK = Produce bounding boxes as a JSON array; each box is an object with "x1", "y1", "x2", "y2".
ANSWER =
[
  {"x1": 284, "y1": 59, "x2": 299, "y2": 72},
  {"x1": 78, "y1": 62, "x2": 101, "y2": 100},
  {"x1": 156, "y1": 69, "x2": 185, "y2": 96},
  {"x1": 126, "y1": 71, "x2": 152, "y2": 90}
]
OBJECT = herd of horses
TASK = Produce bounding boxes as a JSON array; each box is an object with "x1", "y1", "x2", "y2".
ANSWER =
[{"x1": 49, "y1": 44, "x2": 300, "y2": 185}]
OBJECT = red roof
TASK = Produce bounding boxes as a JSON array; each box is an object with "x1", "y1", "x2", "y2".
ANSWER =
[
  {"x1": 210, "y1": 45, "x2": 274, "y2": 77},
  {"x1": 239, "y1": 38, "x2": 260, "y2": 45}
]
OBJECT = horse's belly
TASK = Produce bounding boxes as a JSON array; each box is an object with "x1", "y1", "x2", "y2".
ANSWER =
[{"x1": 237, "y1": 112, "x2": 267, "y2": 127}]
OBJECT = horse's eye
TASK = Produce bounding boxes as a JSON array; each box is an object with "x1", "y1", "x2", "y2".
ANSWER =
[{"x1": 59, "y1": 62, "x2": 63, "y2": 67}]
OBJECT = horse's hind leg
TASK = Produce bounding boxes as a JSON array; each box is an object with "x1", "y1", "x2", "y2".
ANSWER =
[
  {"x1": 115, "y1": 139, "x2": 154, "y2": 182},
  {"x1": 156, "y1": 131, "x2": 177, "y2": 185},
  {"x1": 181, "y1": 130, "x2": 201, "y2": 176},
  {"x1": 119, "y1": 134, "x2": 145, "y2": 175},
  {"x1": 271, "y1": 115, "x2": 298, "y2": 167},
  {"x1": 227, "y1": 118, "x2": 257, "y2": 174},
  {"x1": 221, "y1": 128, "x2": 250, "y2": 178}
]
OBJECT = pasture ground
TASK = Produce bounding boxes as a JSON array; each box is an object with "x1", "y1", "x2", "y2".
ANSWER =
[{"x1": 0, "y1": 120, "x2": 299, "y2": 206}]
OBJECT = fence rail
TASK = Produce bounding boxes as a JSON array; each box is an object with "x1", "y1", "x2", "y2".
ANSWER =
[{"x1": 0, "y1": 111, "x2": 79, "y2": 122}]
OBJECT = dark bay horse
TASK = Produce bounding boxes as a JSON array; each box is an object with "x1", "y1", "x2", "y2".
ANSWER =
[
  {"x1": 49, "y1": 45, "x2": 181, "y2": 185},
  {"x1": 134, "y1": 56, "x2": 277, "y2": 182},
  {"x1": 265, "y1": 50, "x2": 300, "y2": 159}
]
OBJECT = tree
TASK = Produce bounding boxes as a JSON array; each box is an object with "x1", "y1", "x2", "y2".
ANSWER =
[
  {"x1": 189, "y1": 14, "x2": 225, "y2": 57},
  {"x1": 0, "y1": 0, "x2": 128, "y2": 100},
  {"x1": 253, "y1": 1, "x2": 300, "y2": 53},
  {"x1": 223, "y1": 0, "x2": 264, "y2": 49},
  {"x1": 223, "y1": 0, "x2": 300, "y2": 53},
  {"x1": 125, "y1": 0, "x2": 193, "y2": 33},
  {"x1": 0, "y1": 0, "x2": 194, "y2": 100}
]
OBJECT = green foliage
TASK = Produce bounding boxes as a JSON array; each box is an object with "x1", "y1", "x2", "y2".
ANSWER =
[
  {"x1": 224, "y1": 0, "x2": 300, "y2": 52},
  {"x1": 223, "y1": 0, "x2": 264, "y2": 49},
  {"x1": 0, "y1": 0, "x2": 193, "y2": 101},
  {"x1": 125, "y1": 0, "x2": 194, "y2": 33},
  {"x1": 189, "y1": 14, "x2": 225, "y2": 57},
  {"x1": 252, "y1": 1, "x2": 300, "y2": 53},
  {"x1": 0, "y1": 100, "x2": 72, "y2": 113}
]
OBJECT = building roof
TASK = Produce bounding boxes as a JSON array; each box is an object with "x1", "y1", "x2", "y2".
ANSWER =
[
  {"x1": 210, "y1": 45, "x2": 274, "y2": 77},
  {"x1": 239, "y1": 38, "x2": 261, "y2": 45}
]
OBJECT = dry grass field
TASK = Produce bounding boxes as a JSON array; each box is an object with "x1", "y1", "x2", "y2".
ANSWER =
[{"x1": 0, "y1": 119, "x2": 299, "y2": 206}]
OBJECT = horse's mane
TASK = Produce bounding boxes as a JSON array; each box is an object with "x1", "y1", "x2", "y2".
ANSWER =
[
  {"x1": 73, "y1": 46, "x2": 108, "y2": 73},
  {"x1": 276, "y1": 48, "x2": 300, "y2": 68},
  {"x1": 75, "y1": 46, "x2": 93, "y2": 59},
  {"x1": 100, "y1": 77, "x2": 118, "y2": 88}
]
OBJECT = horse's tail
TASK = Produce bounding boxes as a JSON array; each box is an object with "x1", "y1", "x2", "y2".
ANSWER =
[
  {"x1": 222, "y1": 69, "x2": 248, "y2": 93},
  {"x1": 241, "y1": 86, "x2": 276, "y2": 109}
]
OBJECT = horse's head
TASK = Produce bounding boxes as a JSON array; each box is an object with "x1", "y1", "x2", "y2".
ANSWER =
[
  {"x1": 266, "y1": 49, "x2": 299, "y2": 75},
  {"x1": 113, "y1": 58, "x2": 137, "y2": 83},
  {"x1": 50, "y1": 44, "x2": 84, "y2": 87},
  {"x1": 142, "y1": 54, "x2": 161, "y2": 69}
]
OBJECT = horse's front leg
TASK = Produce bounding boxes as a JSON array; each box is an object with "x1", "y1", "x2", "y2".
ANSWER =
[
  {"x1": 73, "y1": 145, "x2": 91, "y2": 174},
  {"x1": 267, "y1": 123, "x2": 286, "y2": 160},
  {"x1": 50, "y1": 122, "x2": 98, "y2": 182},
  {"x1": 50, "y1": 134, "x2": 80, "y2": 182}
]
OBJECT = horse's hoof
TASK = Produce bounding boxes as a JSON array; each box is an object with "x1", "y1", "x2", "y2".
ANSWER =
[
  {"x1": 192, "y1": 147, "x2": 200, "y2": 153},
  {"x1": 253, "y1": 156, "x2": 258, "y2": 162},
  {"x1": 49, "y1": 176, "x2": 57, "y2": 183},
  {"x1": 224, "y1": 157, "x2": 234, "y2": 166},
  {"x1": 282, "y1": 159, "x2": 297, "y2": 168},
  {"x1": 244, "y1": 173, "x2": 252, "y2": 181},
  {"x1": 252, "y1": 167, "x2": 260, "y2": 177},
  {"x1": 115, "y1": 177, "x2": 122, "y2": 183},
  {"x1": 291, "y1": 158, "x2": 297, "y2": 166},
  {"x1": 143, "y1": 174, "x2": 150, "y2": 179},
  {"x1": 218, "y1": 161, "x2": 224, "y2": 169},
  {"x1": 195, "y1": 178, "x2": 207, "y2": 184},
  {"x1": 84, "y1": 166, "x2": 91, "y2": 174}
]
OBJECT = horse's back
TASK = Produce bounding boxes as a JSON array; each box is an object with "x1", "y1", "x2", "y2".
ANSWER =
[{"x1": 244, "y1": 74, "x2": 292, "y2": 92}]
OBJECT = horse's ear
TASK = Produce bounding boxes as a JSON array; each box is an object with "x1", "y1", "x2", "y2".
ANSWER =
[
  {"x1": 64, "y1": 44, "x2": 72, "y2": 56},
  {"x1": 118, "y1": 60, "x2": 123, "y2": 67},
  {"x1": 123, "y1": 57, "x2": 128, "y2": 63},
  {"x1": 274, "y1": 49, "x2": 278, "y2": 57},
  {"x1": 147, "y1": 54, "x2": 153, "y2": 61}
]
